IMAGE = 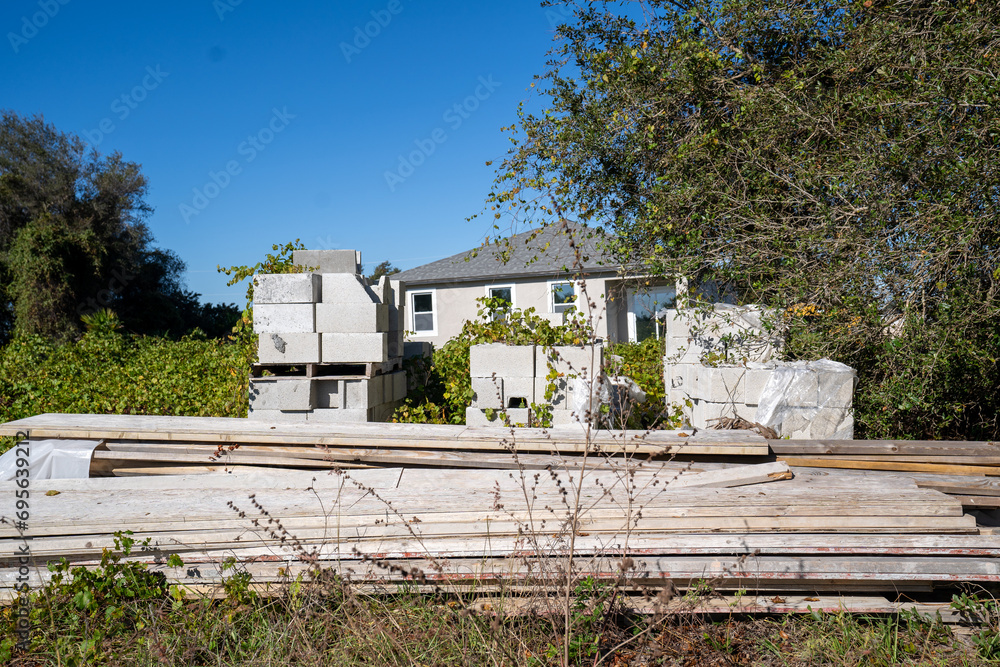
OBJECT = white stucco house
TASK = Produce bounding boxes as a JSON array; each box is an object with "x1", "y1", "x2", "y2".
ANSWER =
[{"x1": 394, "y1": 224, "x2": 679, "y2": 349}]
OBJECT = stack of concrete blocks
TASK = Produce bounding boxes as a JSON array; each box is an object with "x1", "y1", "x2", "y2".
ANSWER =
[
  {"x1": 247, "y1": 249, "x2": 407, "y2": 423},
  {"x1": 753, "y1": 360, "x2": 857, "y2": 439},
  {"x1": 663, "y1": 305, "x2": 855, "y2": 438},
  {"x1": 466, "y1": 343, "x2": 604, "y2": 427}
]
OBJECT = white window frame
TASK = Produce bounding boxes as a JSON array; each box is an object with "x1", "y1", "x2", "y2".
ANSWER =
[
  {"x1": 485, "y1": 283, "x2": 516, "y2": 308},
  {"x1": 548, "y1": 280, "x2": 579, "y2": 315},
  {"x1": 409, "y1": 289, "x2": 438, "y2": 337}
]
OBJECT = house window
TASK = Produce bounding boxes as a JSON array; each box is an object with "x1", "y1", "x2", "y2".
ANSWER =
[
  {"x1": 550, "y1": 281, "x2": 577, "y2": 320},
  {"x1": 410, "y1": 290, "x2": 436, "y2": 335},
  {"x1": 627, "y1": 285, "x2": 677, "y2": 342},
  {"x1": 488, "y1": 285, "x2": 513, "y2": 306}
]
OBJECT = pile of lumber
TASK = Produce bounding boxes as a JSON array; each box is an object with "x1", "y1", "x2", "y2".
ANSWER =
[
  {"x1": 2, "y1": 413, "x2": 999, "y2": 607},
  {"x1": 771, "y1": 439, "x2": 1000, "y2": 508}
]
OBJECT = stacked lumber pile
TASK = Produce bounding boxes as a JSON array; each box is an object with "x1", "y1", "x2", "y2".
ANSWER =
[
  {"x1": 0, "y1": 413, "x2": 767, "y2": 477},
  {"x1": 771, "y1": 439, "x2": 1000, "y2": 509},
  {"x1": 2, "y1": 413, "x2": 999, "y2": 607}
]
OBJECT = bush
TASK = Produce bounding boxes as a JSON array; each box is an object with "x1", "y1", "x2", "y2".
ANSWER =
[
  {"x1": 394, "y1": 298, "x2": 590, "y2": 425},
  {"x1": 0, "y1": 329, "x2": 247, "y2": 448}
]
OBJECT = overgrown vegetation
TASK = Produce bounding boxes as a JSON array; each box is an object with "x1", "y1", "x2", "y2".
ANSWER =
[
  {"x1": 0, "y1": 327, "x2": 247, "y2": 435},
  {"x1": 4, "y1": 550, "x2": 995, "y2": 666},
  {"x1": 484, "y1": 0, "x2": 1000, "y2": 441}
]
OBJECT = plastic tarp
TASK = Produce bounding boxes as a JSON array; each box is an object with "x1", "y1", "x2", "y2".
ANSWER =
[
  {"x1": 0, "y1": 439, "x2": 99, "y2": 481},
  {"x1": 754, "y1": 359, "x2": 856, "y2": 439}
]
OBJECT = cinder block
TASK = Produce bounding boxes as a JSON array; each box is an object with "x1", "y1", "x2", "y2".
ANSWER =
[
  {"x1": 313, "y1": 379, "x2": 346, "y2": 409},
  {"x1": 321, "y1": 273, "x2": 378, "y2": 304},
  {"x1": 345, "y1": 376, "x2": 385, "y2": 409},
  {"x1": 472, "y1": 376, "x2": 504, "y2": 409},
  {"x1": 321, "y1": 333, "x2": 388, "y2": 363},
  {"x1": 743, "y1": 368, "x2": 773, "y2": 405},
  {"x1": 253, "y1": 304, "x2": 315, "y2": 333},
  {"x1": 247, "y1": 408, "x2": 310, "y2": 422},
  {"x1": 249, "y1": 378, "x2": 315, "y2": 411},
  {"x1": 387, "y1": 370, "x2": 407, "y2": 402},
  {"x1": 818, "y1": 372, "x2": 856, "y2": 409},
  {"x1": 307, "y1": 408, "x2": 368, "y2": 423},
  {"x1": 257, "y1": 333, "x2": 321, "y2": 364},
  {"x1": 536, "y1": 376, "x2": 571, "y2": 410},
  {"x1": 293, "y1": 249, "x2": 360, "y2": 274},
  {"x1": 503, "y1": 377, "x2": 534, "y2": 407},
  {"x1": 692, "y1": 366, "x2": 746, "y2": 403},
  {"x1": 465, "y1": 406, "x2": 531, "y2": 426},
  {"x1": 808, "y1": 407, "x2": 854, "y2": 439},
  {"x1": 315, "y1": 303, "x2": 389, "y2": 333},
  {"x1": 690, "y1": 399, "x2": 749, "y2": 428},
  {"x1": 388, "y1": 329, "x2": 404, "y2": 359},
  {"x1": 470, "y1": 344, "x2": 535, "y2": 378},
  {"x1": 403, "y1": 341, "x2": 432, "y2": 360},
  {"x1": 537, "y1": 345, "x2": 603, "y2": 379},
  {"x1": 550, "y1": 410, "x2": 585, "y2": 426},
  {"x1": 252, "y1": 273, "x2": 320, "y2": 304}
]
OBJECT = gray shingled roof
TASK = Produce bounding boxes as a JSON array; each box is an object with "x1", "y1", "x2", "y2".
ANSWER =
[{"x1": 394, "y1": 223, "x2": 623, "y2": 286}]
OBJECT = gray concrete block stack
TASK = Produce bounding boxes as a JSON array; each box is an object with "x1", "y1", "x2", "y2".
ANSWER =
[
  {"x1": 466, "y1": 343, "x2": 604, "y2": 427},
  {"x1": 247, "y1": 249, "x2": 407, "y2": 423},
  {"x1": 663, "y1": 305, "x2": 855, "y2": 438}
]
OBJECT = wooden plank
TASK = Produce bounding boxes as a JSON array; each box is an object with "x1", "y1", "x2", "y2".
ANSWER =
[
  {"x1": 952, "y1": 495, "x2": 1000, "y2": 508},
  {"x1": 779, "y1": 457, "x2": 1000, "y2": 476},
  {"x1": 0, "y1": 413, "x2": 768, "y2": 455},
  {"x1": 770, "y1": 439, "x2": 1000, "y2": 456},
  {"x1": 664, "y1": 461, "x2": 791, "y2": 488}
]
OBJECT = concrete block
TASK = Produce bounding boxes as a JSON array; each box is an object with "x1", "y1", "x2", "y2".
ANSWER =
[
  {"x1": 253, "y1": 273, "x2": 321, "y2": 304},
  {"x1": 320, "y1": 273, "x2": 378, "y2": 304},
  {"x1": 388, "y1": 329, "x2": 404, "y2": 359},
  {"x1": 249, "y1": 378, "x2": 315, "y2": 411},
  {"x1": 550, "y1": 410, "x2": 585, "y2": 426},
  {"x1": 465, "y1": 406, "x2": 531, "y2": 426},
  {"x1": 818, "y1": 371, "x2": 856, "y2": 409},
  {"x1": 503, "y1": 377, "x2": 534, "y2": 407},
  {"x1": 403, "y1": 341, "x2": 432, "y2": 360},
  {"x1": 321, "y1": 333, "x2": 388, "y2": 363},
  {"x1": 743, "y1": 368, "x2": 773, "y2": 405},
  {"x1": 315, "y1": 303, "x2": 389, "y2": 333},
  {"x1": 692, "y1": 366, "x2": 746, "y2": 403},
  {"x1": 470, "y1": 344, "x2": 535, "y2": 378},
  {"x1": 537, "y1": 345, "x2": 603, "y2": 379},
  {"x1": 257, "y1": 333, "x2": 321, "y2": 364},
  {"x1": 253, "y1": 304, "x2": 315, "y2": 333},
  {"x1": 345, "y1": 376, "x2": 385, "y2": 410},
  {"x1": 313, "y1": 379, "x2": 346, "y2": 409},
  {"x1": 536, "y1": 376, "x2": 571, "y2": 410},
  {"x1": 307, "y1": 408, "x2": 368, "y2": 423},
  {"x1": 293, "y1": 249, "x2": 360, "y2": 274},
  {"x1": 691, "y1": 399, "x2": 751, "y2": 428},
  {"x1": 390, "y1": 280, "x2": 405, "y2": 308},
  {"x1": 387, "y1": 370, "x2": 407, "y2": 402},
  {"x1": 247, "y1": 408, "x2": 310, "y2": 422},
  {"x1": 472, "y1": 376, "x2": 504, "y2": 409},
  {"x1": 807, "y1": 407, "x2": 854, "y2": 439}
]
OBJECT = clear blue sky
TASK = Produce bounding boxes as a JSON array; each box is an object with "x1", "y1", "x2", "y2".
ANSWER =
[{"x1": 1, "y1": 0, "x2": 568, "y2": 305}]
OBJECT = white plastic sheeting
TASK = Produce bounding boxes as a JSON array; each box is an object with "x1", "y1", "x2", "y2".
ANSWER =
[
  {"x1": 0, "y1": 439, "x2": 99, "y2": 481},
  {"x1": 754, "y1": 359, "x2": 857, "y2": 439}
]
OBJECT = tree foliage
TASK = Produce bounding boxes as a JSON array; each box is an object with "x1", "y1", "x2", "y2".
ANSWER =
[
  {"x1": 0, "y1": 111, "x2": 238, "y2": 341},
  {"x1": 365, "y1": 260, "x2": 400, "y2": 282},
  {"x1": 486, "y1": 0, "x2": 1000, "y2": 439}
]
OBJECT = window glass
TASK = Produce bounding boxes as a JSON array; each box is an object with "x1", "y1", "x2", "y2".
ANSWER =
[
  {"x1": 631, "y1": 286, "x2": 676, "y2": 342},
  {"x1": 413, "y1": 293, "x2": 433, "y2": 313},
  {"x1": 551, "y1": 283, "x2": 576, "y2": 312},
  {"x1": 412, "y1": 293, "x2": 434, "y2": 332},
  {"x1": 489, "y1": 286, "x2": 512, "y2": 305}
]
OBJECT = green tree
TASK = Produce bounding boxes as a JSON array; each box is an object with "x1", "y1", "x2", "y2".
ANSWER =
[
  {"x1": 365, "y1": 260, "x2": 400, "y2": 282},
  {"x1": 485, "y1": 0, "x2": 1000, "y2": 440},
  {"x1": 0, "y1": 110, "x2": 237, "y2": 340}
]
